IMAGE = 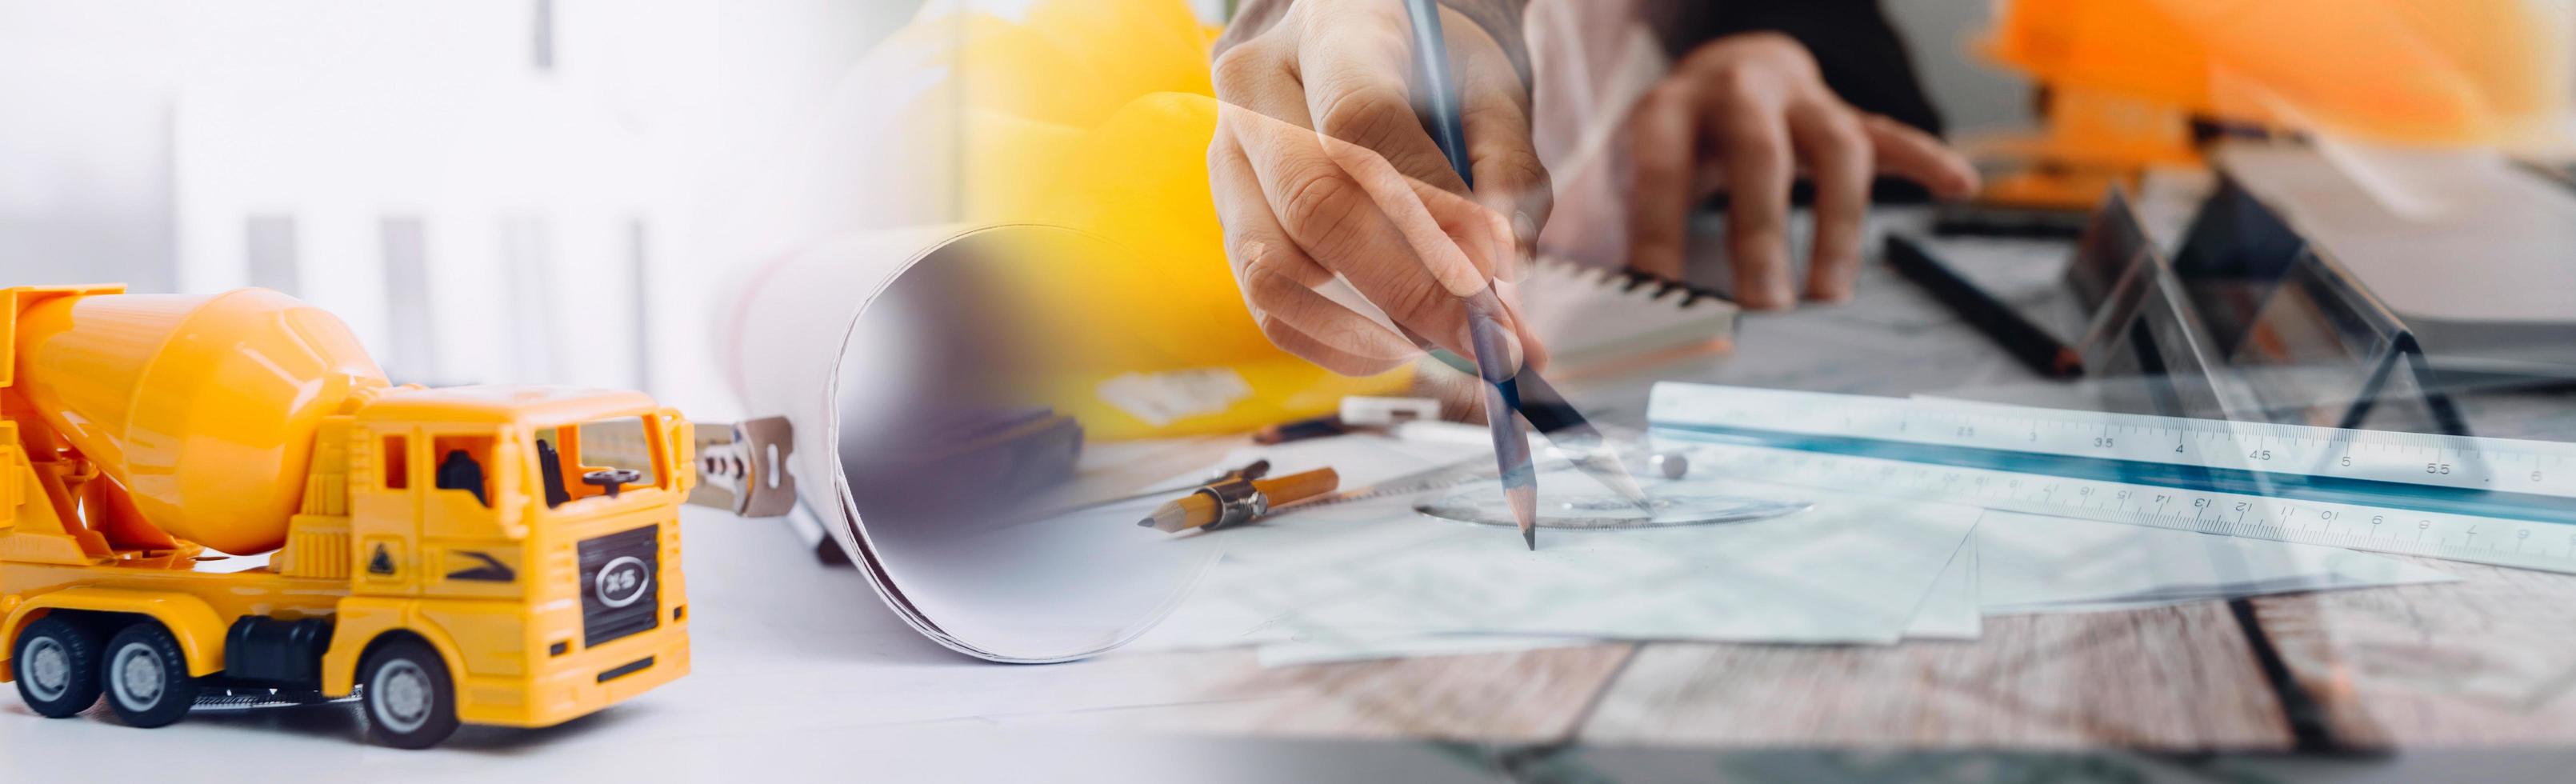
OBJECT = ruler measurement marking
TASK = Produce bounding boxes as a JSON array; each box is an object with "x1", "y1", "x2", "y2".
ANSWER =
[{"x1": 1652, "y1": 384, "x2": 2576, "y2": 574}]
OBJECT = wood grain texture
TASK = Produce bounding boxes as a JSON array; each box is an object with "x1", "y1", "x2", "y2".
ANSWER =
[
  {"x1": 1579, "y1": 602, "x2": 2296, "y2": 750},
  {"x1": 2254, "y1": 556, "x2": 2576, "y2": 747},
  {"x1": 985, "y1": 644, "x2": 1637, "y2": 743}
]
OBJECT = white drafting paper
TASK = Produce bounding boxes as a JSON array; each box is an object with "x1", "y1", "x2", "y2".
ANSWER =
[
  {"x1": 1253, "y1": 530, "x2": 1986, "y2": 666},
  {"x1": 1974, "y1": 509, "x2": 2458, "y2": 614},
  {"x1": 1901, "y1": 534, "x2": 1982, "y2": 639},
  {"x1": 1118, "y1": 432, "x2": 1492, "y2": 654},
  {"x1": 1122, "y1": 428, "x2": 2455, "y2": 666},
  {"x1": 1157, "y1": 475, "x2": 1982, "y2": 646}
]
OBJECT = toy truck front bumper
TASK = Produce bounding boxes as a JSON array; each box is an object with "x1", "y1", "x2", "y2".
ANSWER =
[{"x1": 456, "y1": 632, "x2": 690, "y2": 729}]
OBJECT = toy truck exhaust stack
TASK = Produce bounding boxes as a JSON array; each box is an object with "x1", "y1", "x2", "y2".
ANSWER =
[{"x1": 0, "y1": 285, "x2": 695, "y2": 748}]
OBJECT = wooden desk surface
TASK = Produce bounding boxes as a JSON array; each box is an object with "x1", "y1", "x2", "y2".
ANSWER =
[
  {"x1": 998, "y1": 554, "x2": 2576, "y2": 753},
  {"x1": 994, "y1": 245, "x2": 2576, "y2": 756}
]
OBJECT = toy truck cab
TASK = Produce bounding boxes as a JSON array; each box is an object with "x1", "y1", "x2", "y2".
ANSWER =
[
  {"x1": 326, "y1": 386, "x2": 694, "y2": 743},
  {"x1": 0, "y1": 282, "x2": 698, "y2": 749}
]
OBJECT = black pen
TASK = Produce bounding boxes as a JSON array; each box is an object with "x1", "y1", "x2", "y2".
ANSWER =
[{"x1": 1883, "y1": 234, "x2": 2082, "y2": 378}]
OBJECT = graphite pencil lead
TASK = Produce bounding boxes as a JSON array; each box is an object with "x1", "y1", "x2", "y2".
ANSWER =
[{"x1": 1506, "y1": 483, "x2": 1537, "y2": 550}]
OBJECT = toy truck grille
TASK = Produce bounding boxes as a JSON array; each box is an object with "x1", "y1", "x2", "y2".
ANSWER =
[{"x1": 578, "y1": 526, "x2": 662, "y2": 647}]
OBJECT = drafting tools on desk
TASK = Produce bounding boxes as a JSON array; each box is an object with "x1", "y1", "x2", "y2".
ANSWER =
[
  {"x1": 1414, "y1": 475, "x2": 1809, "y2": 530},
  {"x1": 1125, "y1": 427, "x2": 2453, "y2": 660},
  {"x1": 2218, "y1": 143, "x2": 2576, "y2": 376},
  {"x1": 1884, "y1": 186, "x2": 2159, "y2": 381},
  {"x1": 1893, "y1": 185, "x2": 2465, "y2": 436},
  {"x1": 1342, "y1": 395, "x2": 1441, "y2": 426},
  {"x1": 1253, "y1": 414, "x2": 1349, "y2": 445},
  {"x1": 1404, "y1": 0, "x2": 1650, "y2": 548},
  {"x1": 1649, "y1": 382, "x2": 2576, "y2": 574},
  {"x1": 1139, "y1": 467, "x2": 1341, "y2": 533},
  {"x1": 1069, "y1": 459, "x2": 1274, "y2": 514},
  {"x1": 1253, "y1": 397, "x2": 1446, "y2": 445},
  {"x1": 1464, "y1": 297, "x2": 1538, "y2": 549},
  {"x1": 2229, "y1": 245, "x2": 2467, "y2": 435},
  {"x1": 2165, "y1": 174, "x2": 2307, "y2": 353},
  {"x1": 2520, "y1": 156, "x2": 2576, "y2": 194},
  {"x1": 1885, "y1": 234, "x2": 2082, "y2": 378},
  {"x1": 1302, "y1": 456, "x2": 1493, "y2": 510},
  {"x1": 1398, "y1": 344, "x2": 1653, "y2": 507},
  {"x1": 1282, "y1": 424, "x2": 1666, "y2": 514},
  {"x1": 1930, "y1": 199, "x2": 2093, "y2": 238}
]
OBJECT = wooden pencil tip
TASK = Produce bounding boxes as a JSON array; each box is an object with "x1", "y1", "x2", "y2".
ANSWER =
[
  {"x1": 1507, "y1": 485, "x2": 1537, "y2": 550},
  {"x1": 1146, "y1": 503, "x2": 1190, "y2": 533}
]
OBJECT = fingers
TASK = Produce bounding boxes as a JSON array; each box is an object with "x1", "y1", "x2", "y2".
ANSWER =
[
  {"x1": 1320, "y1": 134, "x2": 1506, "y2": 295},
  {"x1": 1712, "y1": 93, "x2": 1797, "y2": 310},
  {"x1": 1790, "y1": 101, "x2": 1872, "y2": 302},
  {"x1": 1211, "y1": 134, "x2": 1420, "y2": 375},
  {"x1": 1226, "y1": 103, "x2": 1514, "y2": 369},
  {"x1": 1863, "y1": 114, "x2": 1980, "y2": 199},
  {"x1": 1491, "y1": 277, "x2": 1550, "y2": 373},
  {"x1": 1450, "y1": 8, "x2": 1548, "y2": 282},
  {"x1": 1246, "y1": 275, "x2": 1419, "y2": 376},
  {"x1": 1207, "y1": 2, "x2": 1549, "y2": 376},
  {"x1": 1406, "y1": 358, "x2": 1490, "y2": 425},
  {"x1": 1297, "y1": 2, "x2": 1465, "y2": 191},
  {"x1": 1322, "y1": 134, "x2": 1526, "y2": 369},
  {"x1": 1623, "y1": 78, "x2": 1700, "y2": 281},
  {"x1": 1607, "y1": 31, "x2": 1982, "y2": 310}
]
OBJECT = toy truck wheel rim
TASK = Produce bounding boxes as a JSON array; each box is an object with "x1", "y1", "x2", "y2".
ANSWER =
[
  {"x1": 22, "y1": 638, "x2": 73, "y2": 702},
  {"x1": 110, "y1": 641, "x2": 168, "y2": 710},
  {"x1": 100, "y1": 622, "x2": 198, "y2": 727},
  {"x1": 12, "y1": 618, "x2": 103, "y2": 717},
  {"x1": 359, "y1": 638, "x2": 458, "y2": 748},
  {"x1": 370, "y1": 658, "x2": 434, "y2": 734}
]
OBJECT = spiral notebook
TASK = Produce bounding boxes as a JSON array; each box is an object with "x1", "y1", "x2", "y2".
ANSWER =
[{"x1": 1517, "y1": 258, "x2": 1738, "y2": 373}]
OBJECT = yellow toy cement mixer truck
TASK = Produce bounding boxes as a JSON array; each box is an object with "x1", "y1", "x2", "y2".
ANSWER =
[{"x1": 0, "y1": 285, "x2": 694, "y2": 748}]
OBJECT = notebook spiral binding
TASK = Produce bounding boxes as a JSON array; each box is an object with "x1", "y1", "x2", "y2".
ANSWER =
[{"x1": 1543, "y1": 258, "x2": 1728, "y2": 306}]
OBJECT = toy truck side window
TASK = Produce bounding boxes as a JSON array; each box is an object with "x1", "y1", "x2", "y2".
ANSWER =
[
  {"x1": 358, "y1": 430, "x2": 425, "y2": 586},
  {"x1": 533, "y1": 417, "x2": 667, "y2": 507},
  {"x1": 382, "y1": 434, "x2": 410, "y2": 488},
  {"x1": 431, "y1": 434, "x2": 496, "y2": 507}
]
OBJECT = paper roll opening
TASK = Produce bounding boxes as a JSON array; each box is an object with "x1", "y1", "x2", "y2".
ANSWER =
[{"x1": 730, "y1": 224, "x2": 1218, "y2": 662}]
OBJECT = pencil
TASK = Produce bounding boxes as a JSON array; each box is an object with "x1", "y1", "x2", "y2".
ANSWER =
[
  {"x1": 1403, "y1": 0, "x2": 1540, "y2": 550},
  {"x1": 1138, "y1": 468, "x2": 1341, "y2": 533}
]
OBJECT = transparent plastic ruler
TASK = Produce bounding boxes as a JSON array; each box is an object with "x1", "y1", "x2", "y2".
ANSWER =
[
  {"x1": 1299, "y1": 459, "x2": 1495, "y2": 509},
  {"x1": 1648, "y1": 383, "x2": 2576, "y2": 573}
]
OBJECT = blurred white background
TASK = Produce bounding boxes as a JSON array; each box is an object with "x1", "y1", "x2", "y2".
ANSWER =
[
  {"x1": 0, "y1": 0, "x2": 932, "y2": 418},
  {"x1": 0, "y1": 0, "x2": 2022, "y2": 420}
]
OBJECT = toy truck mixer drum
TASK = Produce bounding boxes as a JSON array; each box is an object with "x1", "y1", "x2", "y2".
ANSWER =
[{"x1": 11, "y1": 288, "x2": 390, "y2": 556}]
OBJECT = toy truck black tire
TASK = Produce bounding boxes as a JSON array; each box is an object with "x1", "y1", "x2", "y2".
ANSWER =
[
  {"x1": 360, "y1": 637, "x2": 459, "y2": 749},
  {"x1": 102, "y1": 621, "x2": 201, "y2": 728},
  {"x1": 12, "y1": 616, "x2": 105, "y2": 718}
]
